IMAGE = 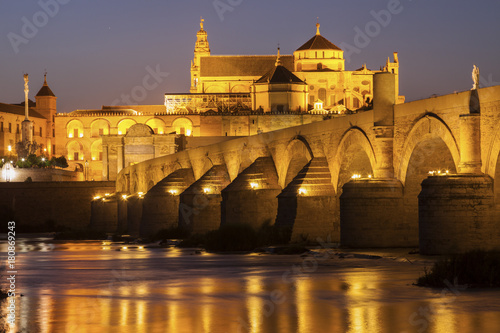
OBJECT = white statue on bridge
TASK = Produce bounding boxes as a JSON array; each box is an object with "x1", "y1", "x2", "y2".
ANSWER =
[{"x1": 472, "y1": 64, "x2": 480, "y2": 90}]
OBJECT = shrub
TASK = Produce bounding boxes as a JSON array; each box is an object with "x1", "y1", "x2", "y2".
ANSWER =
[{"x1": 417, "y1": 250, "x2": 500, "y2": 288}]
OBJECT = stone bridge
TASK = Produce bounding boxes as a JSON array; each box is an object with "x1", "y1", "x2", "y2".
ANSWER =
[{"x1": 91, "y1": 73, "x2": 500, "y2": 254}]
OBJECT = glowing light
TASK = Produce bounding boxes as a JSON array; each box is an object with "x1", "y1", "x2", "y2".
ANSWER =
[
  {"x1": 118, "y1": 131, "x2": 122, "y2": 135},
  {"x1": 203, "y1": 187, "x2": 211, "y2": 194},
  {"x1": 79, "y1": 133, "x2": 84, "y2": 138},
  {"x1": 445, "y1": 170, "x2": 450, "y2": 174},
  {"x1": 138, "y1": 191, "x2": 144, "y2": 198},
  {"x1": 159, "y1": 131, "x2": 164, "y2": 135},
  {"x1": 122, "y1": 194, "x2": 128, "y2": 200},
  {"x1": 351, "y1": 174, "x2": 362, "y2": 180},
  {"x1": 68, "y1": 133, "x2": 73, "y2": 138},
  {"x1": 8, "y1": 145, "x2": 12, "y2": 152},
  {"x1": 138, "y1": 246, "x2": 144, "y2": 250},
  {"x1": 105, "y1": 193, "x2": 111, "y2": 196},
  {"x1": 41, "y1": 158, "x2": 45, "y2": 161},
  {"x1": 168, "y1": 189, "x2": 178, "y2": 195},
  {"x1": 93, "y1": 196, "x2": 101, "y2": 200},
  {"x1": 186, "y1": 129, "x2": 192, "y2": 136},
  {"x1": 298, "y1": 188, "x2": 307, "y2": 195},
  {"x1": 92, "y1": 157, "x2": 96, "y2": 161},
  {"x1": 21, "y1": 158, "x2": 25, "y2": 162},
  {"x1": 250, "y1": 182, "x2": 258, "y2": 189},
  {"x1": 122, "y1": 246, "x2": 128, "y2": 250},
  {"x1": 43, "y1": 148, "x2": 47, "y2": 152},
  {"x1": 368, "y1": 174, "x2": 372, "y2": 179}
]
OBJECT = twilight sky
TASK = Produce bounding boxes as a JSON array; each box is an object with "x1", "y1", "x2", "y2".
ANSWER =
[{"x1": 1, "y1": 0, "x2": 499, "y2": 113}]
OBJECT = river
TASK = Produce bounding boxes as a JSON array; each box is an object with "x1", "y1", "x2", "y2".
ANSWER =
[{"x1": 1, "y1": 237, "x2": 500, "y2": 332}]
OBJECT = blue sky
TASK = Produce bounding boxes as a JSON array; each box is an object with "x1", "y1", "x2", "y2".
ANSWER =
[{"x1": 1, "y1": 0, "x2": 499, "y2": 112}]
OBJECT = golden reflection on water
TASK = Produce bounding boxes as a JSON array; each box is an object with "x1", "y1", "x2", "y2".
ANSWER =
[
  {"x1": 344, "y1": 270, "x2": 381, "y2": 333},
  {"x1": 246, "y1": 275, "x2": 264, "y2": 333},
  {"x1": 3, "y1": 242, "x2": 500, "y2": 333}
]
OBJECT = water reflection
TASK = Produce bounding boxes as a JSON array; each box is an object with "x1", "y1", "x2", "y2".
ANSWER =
[{"x1": 1, "y1": 241, "x2": 500, "y2": 332}]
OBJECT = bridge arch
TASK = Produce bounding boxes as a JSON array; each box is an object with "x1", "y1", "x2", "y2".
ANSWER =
[
  {"x1": 278, "y1": 135, "x2": 314, "y2": 188},
  {"x1": 485, "y1": 121, "x2": 500, "y2": 178},
  {"x1": 331, "y1": 127, "x2": 376, "y2": 194},
  {"x1": 398, "y1": 114, "x2": 459, "y2": 185}
]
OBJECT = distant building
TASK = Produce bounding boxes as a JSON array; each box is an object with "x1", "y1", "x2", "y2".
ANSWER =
[
  {"x1": 0, "y1": 75, "x2": 57, "y2": 157},
  {"x1": 10, "y1": 19, "x2": 402, "y2": 181}
]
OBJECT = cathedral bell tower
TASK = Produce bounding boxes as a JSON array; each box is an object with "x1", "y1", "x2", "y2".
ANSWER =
[
  {"x1": 35, "y1": 73, "x2": 57, "y2": 156},
  {"x1": 190, "y1": 17, "x2": 211, "y2": 93}
]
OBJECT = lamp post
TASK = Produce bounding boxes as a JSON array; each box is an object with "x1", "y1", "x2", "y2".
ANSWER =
[{"x1": 84, "y1": 160, "x2": 89, "y2": 181}]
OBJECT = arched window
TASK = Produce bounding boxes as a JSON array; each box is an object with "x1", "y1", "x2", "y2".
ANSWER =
[
  {"x1": 146, "y1": 118, "x2": 166, "y2": 134},
  {"x1": 318, "y1": 88, "x2": 327, "y2": 102},
  {"x1": 171, "y1": 117, "x2": 193, "y2": 136},
  {"x1": 117, "y1": 119, "x2": 137, "y2": 135},
  {"x1": 67, "y1": 141, "x2": 84, "y2": 161},
  {"x1": 90, "y1": 119, "x2": 110, "y2": 137},
  {"x1": 66, "y1": 119, "x2": 84, "y2": 138},
  {"x1": 91, "y1": 140, "x2": 103, "y2": 161}
]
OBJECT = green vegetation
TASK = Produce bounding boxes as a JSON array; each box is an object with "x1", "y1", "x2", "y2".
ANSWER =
[
  {"x1": 0, "y1": 154, "x2": 68, "y2": 169},
  {"x1": 417, "y1": 250, "x2": 500, "y2": 288}
]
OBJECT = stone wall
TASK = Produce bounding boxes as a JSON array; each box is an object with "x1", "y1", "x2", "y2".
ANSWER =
[
  {"x1": 0, "y1": 167, "x2": 83, "y2": 182},
  {"x1": 0, "y1": 181, "x2": 115, "y2": 230}
]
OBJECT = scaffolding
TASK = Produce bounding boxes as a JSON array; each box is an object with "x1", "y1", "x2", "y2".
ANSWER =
[{"x1": 165, "y1": 93, "x2": 252, "y2": 114}]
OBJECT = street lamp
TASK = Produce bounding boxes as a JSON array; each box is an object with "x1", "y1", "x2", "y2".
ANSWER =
[{"x1": 84, "y1": 160, "x2": 89, "y2": 181}]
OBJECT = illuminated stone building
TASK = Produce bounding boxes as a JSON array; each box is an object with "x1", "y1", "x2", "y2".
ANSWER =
[
  {"x1": 51, "y1": 19, "x2": 404, "y2": 181},
  {"x1": 0, "y1": 75, "x2": 57, "y2": 157}
]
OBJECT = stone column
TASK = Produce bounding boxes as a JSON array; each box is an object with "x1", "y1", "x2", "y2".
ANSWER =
[
  {"x1": 458, "y1": 113, "x2": 481, "y2": 173},
  {"x1": 373, "y1": 127, "x2": 394, "y2": 179},
  {"x1": 116, "y1": 144, "x2": 124, "y2": 174},
  {"x1": 372, "y1": 72, "x2": 396, "y2": 179},
  {"x1": 102, "y1": 144, "x2": 109, "y2": 181}
]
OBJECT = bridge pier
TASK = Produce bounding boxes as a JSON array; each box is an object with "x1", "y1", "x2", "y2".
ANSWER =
[
  {"x1": 125, "y1": 194, "x2": 143, "y2": 237},
  {"x1": 221, "y1": 157, "x2": 281, "y2": 229},
  {"x1": 179, "y1": 165, "x2": 231, "y2": 234},
  {"x1": 340, "y1": 179, "x2": 412, "y2": 247},
  {"x1": 419, "y1": 175, "x2": 497, "y2": 254},
  {"x1": 275, "y1": 157, "x2": 337, "y2": 243},
  {"x1": 140, "y1": 168, "x2": 195, "y2": 237},
  {"x1": 89, "y1": 194, "x2": 118, "y2": 234}
]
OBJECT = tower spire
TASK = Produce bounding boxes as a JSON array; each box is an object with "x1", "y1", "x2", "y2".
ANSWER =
[
  {"x1": 200, "y1": 16, "x2": 204, "y2": 31},
  {"x1": 275, "y1": 45, "x2": 281, "y2": 66},
  {"x1": 316, "y1": 18, "x2": 320, "y2": 35}
]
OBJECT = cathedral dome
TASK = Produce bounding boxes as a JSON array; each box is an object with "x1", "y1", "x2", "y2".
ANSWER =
[
  {"x1": 293, "y1": 23, "x2": 345, "y2": 72},
  {"x1": 296, "y1": 23, "x2": 342, "y2": 51}
]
